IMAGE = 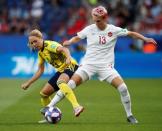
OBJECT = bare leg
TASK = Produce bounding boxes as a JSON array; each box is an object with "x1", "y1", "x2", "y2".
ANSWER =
[{"x1": 40, "y1": 83, "x2": 54, "y2": 106}]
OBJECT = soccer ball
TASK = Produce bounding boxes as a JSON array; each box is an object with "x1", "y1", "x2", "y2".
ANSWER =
[{"x1": 45, "y1": 107, "x2": 62, "y2": 124}]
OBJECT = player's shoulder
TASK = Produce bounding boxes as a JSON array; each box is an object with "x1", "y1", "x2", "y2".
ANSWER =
[
  {"x1": 44, "y1": 40, "x2": 61, "y2": 49},
  {"x1": 108, "y1": 24, "x2": 125, "y2": 32},
  {"x1": 87, "y1": 24, "x2": 96, "y2": 30},
  {"x1": 82, "y1": 24, "x2": 96, "y2": 31},
  {"x1": 108, "y1": 24, "x2": 119, "y2": 30},
  {"x1": 44, "y1": 40, "x2": 59, "y2": 45}
]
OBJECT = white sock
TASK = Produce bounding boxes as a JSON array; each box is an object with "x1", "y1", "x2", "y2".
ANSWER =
[
  {"x1": 47, "y1": 90, "x2": 64, "y2": 107},
  {"x1": 117, "y1": 83, "x2": 132, "y2": 117},
  {"x1": 47, "y1": 80, "x2": 77, "y2": 107},
  {"x1": 68, "y1": 80, "x2": 77, "y2": 90}
]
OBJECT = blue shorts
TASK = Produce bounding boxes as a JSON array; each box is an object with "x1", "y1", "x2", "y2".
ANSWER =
[{"x1": 48, "y1": 65, "x2": 78, "y2": 91}]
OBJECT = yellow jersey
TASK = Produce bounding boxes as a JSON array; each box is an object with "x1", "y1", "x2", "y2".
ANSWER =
[{"x1": 38, "y1": 40, "x2": 77, "y2": 72}]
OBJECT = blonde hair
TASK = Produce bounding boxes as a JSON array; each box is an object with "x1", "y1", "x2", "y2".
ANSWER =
[
  {"x1": 29, "y1": 29, "x2": 43, "y2": 38},
  {"x1": 28, "y1": 29, "x2": 43, "y2": 50}
]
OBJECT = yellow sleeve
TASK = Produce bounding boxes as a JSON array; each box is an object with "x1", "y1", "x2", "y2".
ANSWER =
[
  {"x1": 47, "y1": 41, "x2": 62, "y2": 53},
  {"x1": 38, "y1": 52, "x2": 45, "y2": 65}
]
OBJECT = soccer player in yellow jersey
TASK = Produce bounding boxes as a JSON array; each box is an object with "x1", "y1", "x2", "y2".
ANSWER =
[{"x1": 21, "y1": 29, "x2": 84, "y2": 121}]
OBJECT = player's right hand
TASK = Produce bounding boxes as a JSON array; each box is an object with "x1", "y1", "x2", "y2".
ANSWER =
[
  {"x1": 65, "y1": 57, "x2": 71, "y2": 65},
  {"x1": 21, "y1": 82, "x2": 30, "y2": 90}
]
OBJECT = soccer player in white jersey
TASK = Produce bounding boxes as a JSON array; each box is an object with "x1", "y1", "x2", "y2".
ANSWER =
[{"x1": 46, "y1": 6, "x2": 157, "y2": 124}]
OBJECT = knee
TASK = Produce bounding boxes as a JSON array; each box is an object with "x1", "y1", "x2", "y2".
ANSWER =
[
  {"x1": 56, "y1": 79, "x2": 66, "y2": 87},
  {"x1": 40, "y1": 91, "x2": 49, "y2": 98}
]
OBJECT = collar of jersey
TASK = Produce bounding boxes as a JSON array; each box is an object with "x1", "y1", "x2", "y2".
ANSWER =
[{"x1": 41, "y1": 41, "x2": 45, "y2": 52}]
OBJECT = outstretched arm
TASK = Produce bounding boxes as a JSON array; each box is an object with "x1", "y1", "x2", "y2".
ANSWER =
[
  {"x1": 57, "y1": 46, "x2": 72, "y2": 65},
  {"x1": 63, "y1": 36, "x2": 81, "y2": 46},
  {"x1": 127, "y1": 31, "x2": 157, "y2": 45},
  {"x1": 21, "y1": 64, "x2": 44, "y2": 90}
]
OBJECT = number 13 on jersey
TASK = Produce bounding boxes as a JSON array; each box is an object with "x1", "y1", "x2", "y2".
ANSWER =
[{"x1": 99, "y1": 36, "x2": 106, "y2": 44}]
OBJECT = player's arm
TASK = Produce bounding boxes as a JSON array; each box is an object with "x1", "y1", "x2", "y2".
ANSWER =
[
  {"x1": 127, "y1": 31, "x2": 157, "y2": 45},
  {"x1": 56, "y1": 46, "x2": 72, "y2": 65},
  {"x1": 63, "y1": 36, "x2": 81, "y2": 46},
  {"x1": 21, "y1": 63, "x2": 44, "y2": 90}
]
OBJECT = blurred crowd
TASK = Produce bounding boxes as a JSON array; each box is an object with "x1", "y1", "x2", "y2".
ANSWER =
[{"x1": 0, "y1": 0, "x2": 162, "y2": 52}]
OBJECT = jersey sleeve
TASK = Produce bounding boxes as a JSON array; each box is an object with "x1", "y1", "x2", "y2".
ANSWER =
[
  {"x1": 77, "y1": 26, "x2": 89, "y2": 39},
  {"x1": 113, "y1": 26, "x2": 128, "y2": 37},
  {"x1": 38, "y1": 52, "x2": 45, "y2": 66},
  {"x1": 48, "y1": 41, "x2": 62, "y2": 53}
]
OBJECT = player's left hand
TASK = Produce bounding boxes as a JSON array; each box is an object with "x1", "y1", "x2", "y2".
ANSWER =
[
  {"x1": 66, "y1": 57, "x2": 71, "y2": 65},
  {"x1": 145, "y1": 38, "x2": 157, "y2": 45}
]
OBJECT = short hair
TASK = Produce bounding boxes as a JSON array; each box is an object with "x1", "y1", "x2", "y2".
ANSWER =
[
  {"x1": 91, "y1": 6, "x2": 107, "y2": 17},
  {"x1": 29, "y1": 29, "x2": 43, "y2": 38}
]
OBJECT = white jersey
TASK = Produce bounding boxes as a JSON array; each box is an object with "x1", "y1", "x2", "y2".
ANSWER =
[{"x1": 77, "y1": 24, "x2": 128, "y2": 65}]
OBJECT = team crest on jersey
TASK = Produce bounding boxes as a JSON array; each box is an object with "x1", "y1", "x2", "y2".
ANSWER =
[
  {"x1": 108, "y1": 32, "x2": 113, "y2": 37},
  {"x1": 51, "y1": 44, "x2": 56, "y2": 48}
]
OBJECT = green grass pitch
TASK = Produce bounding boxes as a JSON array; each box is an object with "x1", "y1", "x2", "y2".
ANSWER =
[{"x1": 0, "y1": 79, "x2": 162, "y2": 131}]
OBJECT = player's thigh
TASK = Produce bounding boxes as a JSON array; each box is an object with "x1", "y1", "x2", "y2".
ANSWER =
[
  {"x1": 98, "y1": 67, "x2": 117, "y2": 81},
  {"x1": 41, "y1": 83, "x2": 55, "y2": 96},
  {"x1": 70, "y1": 73, "x2": 83, "y2": 86},
  {"x1": 103, "y1": 68, "x2": 123, "y2": 87},
  {"x1": 58, "y1": 73, "x2": 70, "y2": 83},
  {"x1": 58, "y1": 64, "x2": 79, "y2": 83},
  {"x1": 74, "y1": 64, "x2": 94, "y2": 85},
  {"x1": 46, "y1": 71, "x2": 61, "y2": 94}
]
